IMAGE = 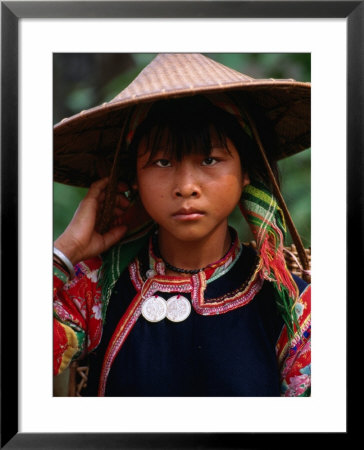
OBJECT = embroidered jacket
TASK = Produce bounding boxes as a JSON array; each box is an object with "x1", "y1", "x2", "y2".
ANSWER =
[{"x1": 53, "y1": 239, "x2": 311, "y2": 397}]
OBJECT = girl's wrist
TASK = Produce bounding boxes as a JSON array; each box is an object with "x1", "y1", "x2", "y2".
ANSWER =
[
  {"x1": 53, "y1": 237, "x2": 81, "y2": 266},
  {"x1": 53, "y1": 248, "x2": 76, "y2": 279}
]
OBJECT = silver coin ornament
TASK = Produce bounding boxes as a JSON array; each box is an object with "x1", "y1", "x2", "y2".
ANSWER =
[
  {"x1": 166, "y1": 295, "x2": 191, "y2": 322},
  {"x1": 141, "y1": 295, "x2": 167, "y2": 322}
]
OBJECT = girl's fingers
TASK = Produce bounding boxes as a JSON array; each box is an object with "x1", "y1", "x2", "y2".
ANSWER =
[
  {"x1": 79, "y1": 179, "x2": 131, "y2": 226},
  {"x1": 79, "y1": 178, "x2": 110, "y2": 213},
  {"x1": 86, "y1": 177, "x2": 109, "y2": 199},
  {"x1": 98, "y1": 191, "x2": 106, "y2": 204}
]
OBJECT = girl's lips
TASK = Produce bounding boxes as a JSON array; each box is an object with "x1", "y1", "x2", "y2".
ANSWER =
[
  {"x1": 173, "y1": 213, "x2": 204, "y2": 221},
  {"x1": 172, "y1": 208, "x2": 205, "y2": 221}
]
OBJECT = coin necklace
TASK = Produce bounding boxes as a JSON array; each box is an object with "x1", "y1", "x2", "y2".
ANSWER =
[
  {"x1": 141, "y1": 265, "x2": 193, "y2": 323},
  {"x1": 141, "y1": 235, "x2": 200, "y2": 323},
  {"x1": 141, "y1": 293, "x2": 192, "y2": 323},
  {"x1": 142, "y1": 231, "x2": 235, "y2": 323}
]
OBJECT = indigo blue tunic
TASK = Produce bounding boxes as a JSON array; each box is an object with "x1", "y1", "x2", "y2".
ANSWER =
[{"x1": 84, "y1": 244, "x2": 306, "y2": 397}]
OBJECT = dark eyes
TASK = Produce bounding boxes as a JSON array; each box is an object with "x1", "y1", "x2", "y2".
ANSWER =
[
  {"x1": 201, "y1": 157, "x2": 217, "y2": 166},
  {"x1": 155, "y1": 159, "x2": 172, "y2": 167},
  {"x1": 154, "y1": 157, "x2": 218, "y2": 167}
]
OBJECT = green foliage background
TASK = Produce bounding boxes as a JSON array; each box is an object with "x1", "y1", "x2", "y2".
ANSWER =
[{"x1": 53, "y1": 53, "x2": 310, "y2": 247}]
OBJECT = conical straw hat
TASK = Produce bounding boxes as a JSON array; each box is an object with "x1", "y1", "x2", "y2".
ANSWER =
[{"x1": 54, "y1": 53, "x2": 310, "y2": 188}]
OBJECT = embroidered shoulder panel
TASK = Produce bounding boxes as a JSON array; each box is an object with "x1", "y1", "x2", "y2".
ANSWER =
[{"x1": 129, "y1": 245, "x2": 264, "y2": 317}]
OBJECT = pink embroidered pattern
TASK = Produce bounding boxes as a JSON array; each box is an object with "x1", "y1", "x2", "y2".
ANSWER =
[
  {"x1": 130, "y1": 247, "x2": 264, "y2": 317},
  {"x1": 129, "y1": 259, "x2": 144, "y2": 291},
  {"x1": 190, "y1": 271, "x2": 264, "y2": 315}
]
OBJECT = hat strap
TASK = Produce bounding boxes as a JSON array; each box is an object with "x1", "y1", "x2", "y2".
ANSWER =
[{"x1": 96, "y1": 110, "x2": 132, "y2": 234}]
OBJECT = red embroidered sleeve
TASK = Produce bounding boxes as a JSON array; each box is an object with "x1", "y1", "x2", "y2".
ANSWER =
[
  {"x1": 53, "y1": 257, "x2": 104, "y2": 375},
  {"x1": 276, "y1": 285, "x2": 311, "y2": 396}
]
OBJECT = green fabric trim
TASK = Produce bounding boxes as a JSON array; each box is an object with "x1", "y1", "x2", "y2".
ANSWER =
[
  {"x1": 72, "y1": 330, "x2": 86, "y2": 360},
  {"x1": 242, "y1": 186, "x2": 286, "y2": 236},
  {"x1": 98, "y1": 232, "x2": 151, "y2": 320},
  {"x1": 243, "y1": 189, "x2": 279, "y2": 211},
  {"x1": 53, "y1": 264, "x2": 69, "y2": 284},
  {"x1": 299, "y1": 387, "x2": 311, "y2": 397}
]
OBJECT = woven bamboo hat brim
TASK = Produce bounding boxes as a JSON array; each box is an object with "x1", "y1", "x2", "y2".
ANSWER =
[{"x1": 54, "y1": 53, "x2": 310, "y2": 188}]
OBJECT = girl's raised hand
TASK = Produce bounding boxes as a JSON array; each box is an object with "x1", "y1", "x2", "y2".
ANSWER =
[{"x1": 54, "y1": 177, "x2": 129, "y2": 265}]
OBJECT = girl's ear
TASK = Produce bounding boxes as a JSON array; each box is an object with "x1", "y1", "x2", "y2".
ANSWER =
[
  {"x1": 242, "y1": 171, "x2": 250, "y2": 189},
  {"x1": 131, "y1": 182, "x2": 138, "y2": 191}
]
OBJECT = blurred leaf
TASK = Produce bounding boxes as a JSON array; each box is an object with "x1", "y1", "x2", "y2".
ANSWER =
[
  {"x1": 66, "y1": 87, "x2": 96, "y2": 112},
  {"x1": 278, "y1": 149, "x2": 311, "y2": 246},
  {"x1": 133, "y1": 53, "x2": 158, "y2": 67},
  {"x1": 102, "y1": 69, "x2": 141, "y2": 101},
  {"x1": 53, "y1": 183, "x2": 87, "y2": 240}
]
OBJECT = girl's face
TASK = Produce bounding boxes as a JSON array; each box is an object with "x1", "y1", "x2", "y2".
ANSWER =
[{"x1": 135, "y1": 129, "x2": 250, "y2": 244}]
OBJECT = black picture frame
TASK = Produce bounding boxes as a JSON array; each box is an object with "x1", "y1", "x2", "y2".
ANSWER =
[{"x1": 1, "y1": 1, "x2": 360, "y2": 448}]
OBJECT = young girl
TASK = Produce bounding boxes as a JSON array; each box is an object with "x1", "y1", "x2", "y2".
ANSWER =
[{"x1": 53, "y1": 53, "x2": 311, "y2": 397}]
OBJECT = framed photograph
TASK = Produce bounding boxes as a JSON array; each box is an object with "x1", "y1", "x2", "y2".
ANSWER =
[{"x1": 2, "y1": 1, "x2": 360, "y2": 448}]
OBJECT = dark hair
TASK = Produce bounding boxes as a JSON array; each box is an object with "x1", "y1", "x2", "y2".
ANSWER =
[{"x1": 120, "y1": 95, "x2": 279, "y2": 189}]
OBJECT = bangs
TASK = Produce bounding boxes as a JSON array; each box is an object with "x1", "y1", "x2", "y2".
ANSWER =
[
  {"x1": 131, "y1": 96, "x2": 232, "y2": 164},
  {"x1": 140, "y1": 121, "x2": 230, "y2": 164},
  {"x1": 125, "y1": 94, "x2": 280, "y2": 189}
]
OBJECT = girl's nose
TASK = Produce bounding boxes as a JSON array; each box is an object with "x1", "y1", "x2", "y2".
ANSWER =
[{"x1": 173, "y1": 165, "x2": 201, "y2": 198}]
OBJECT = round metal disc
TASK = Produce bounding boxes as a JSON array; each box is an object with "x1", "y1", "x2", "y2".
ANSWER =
[
  {"x1": 166, "y1": 295, "x2": 191, "y2": 322},
  {"x1": 141, "y1": 295, "x2": 167, "y2": 322}
]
